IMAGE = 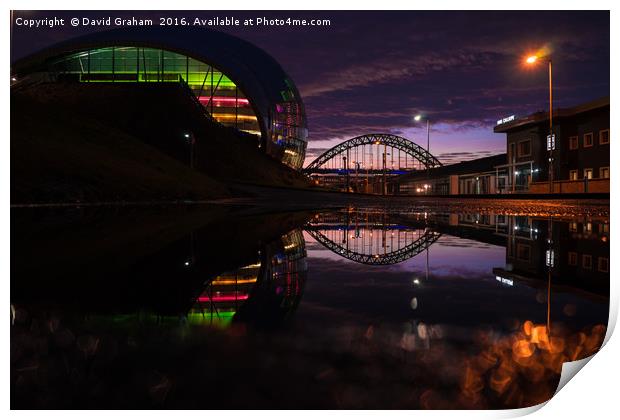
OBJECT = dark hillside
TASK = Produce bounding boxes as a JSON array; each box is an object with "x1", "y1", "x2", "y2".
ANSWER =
[{"x1": 11, "y1": 82, "x2": 312, "y2": 205}]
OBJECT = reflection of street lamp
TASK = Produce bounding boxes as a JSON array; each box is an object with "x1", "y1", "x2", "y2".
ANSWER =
[
  {"x1": 525, "y1": 54, "x2": 554, "y2": 193},
  {"x1": 414, "y1": 114, "x2": 431, "y2": 190}
]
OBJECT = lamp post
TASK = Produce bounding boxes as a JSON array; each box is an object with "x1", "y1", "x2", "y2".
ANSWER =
[
  {"x1": 184, "y1": 132, "x2": 195, "y2": 169},
  {"x1": 526, "y1": 54, "x2": 554, "y2": 194},
  {"x1": 414, "y1": 114, "x2": 431, "y2": 191}
]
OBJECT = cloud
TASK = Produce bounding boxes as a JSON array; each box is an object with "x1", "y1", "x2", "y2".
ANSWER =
[{"x1": 299, "y1": 52, "x2": 493, "y2": 98}]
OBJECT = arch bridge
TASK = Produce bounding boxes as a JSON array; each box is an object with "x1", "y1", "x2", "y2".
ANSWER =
[
  {"x1": 305, "y1": 210, "x2": 441, "y2": 265},
  {"x1": 303, "y1": 134, "x2": 442, "y2": 193}
]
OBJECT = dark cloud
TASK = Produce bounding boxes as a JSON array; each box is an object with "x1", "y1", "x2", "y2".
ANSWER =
[{"x1": 11, "y1": 10, "x2": 609, "y2": 163}]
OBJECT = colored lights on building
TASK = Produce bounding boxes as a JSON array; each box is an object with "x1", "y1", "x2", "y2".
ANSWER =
[
  {"x1": 52, "y1": 47, "x2": 260, "y2": 136},
  {"x1": 198, "y1": 96, "x2": 250, "y2": 106},
  {"x1": 198, "y1": 293, "x2": 250, "y2": 303}
]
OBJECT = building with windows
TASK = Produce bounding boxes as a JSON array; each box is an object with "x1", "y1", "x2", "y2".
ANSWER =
[
  {"x1": 494, "y1": 96, "x2": 609, "y2": 193},
  {"x1": 396, "y1": 154, "x2": 507, "y2": 195},
  {"x1": 10, "y1": 27, "x2": 308, "y2": 169}
]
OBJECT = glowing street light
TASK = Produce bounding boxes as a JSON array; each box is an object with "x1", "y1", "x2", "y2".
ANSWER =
[
  {"x1": 525, "y1": 52, "x2": 554, "y2": 193},
  {"x1": 184, "y1": 132, "x2": 195, "y2": 169}
]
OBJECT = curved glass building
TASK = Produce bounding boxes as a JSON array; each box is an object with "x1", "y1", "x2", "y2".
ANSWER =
[{"x1": 11, "y1": 27, "x2": 308, "y2": 169}]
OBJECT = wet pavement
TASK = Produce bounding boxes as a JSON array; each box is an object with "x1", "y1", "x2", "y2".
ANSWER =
[{"x1": 10, "y1": 202, "x2": 609, "y2": 409}]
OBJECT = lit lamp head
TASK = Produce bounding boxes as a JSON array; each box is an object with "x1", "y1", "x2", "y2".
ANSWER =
[
  {"x1": 526, "y1": 55, "x2": 538, "y2": 64},
  {"x1": 414, "y1": 115, "x2": 422, "y2": 122}
]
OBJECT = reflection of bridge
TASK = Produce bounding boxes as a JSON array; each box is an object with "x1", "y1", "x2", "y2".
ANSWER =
[
  {"x1": 305, "y1": 211, "x2": 441, "y2": 265},
  {"x1": 303, "y1": 134, "x2": 442, "y2": 194}
]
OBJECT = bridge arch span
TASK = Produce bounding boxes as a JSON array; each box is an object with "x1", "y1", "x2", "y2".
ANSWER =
[{"x1": 303, "y1": 133, "x2": 442, "y2": 173}]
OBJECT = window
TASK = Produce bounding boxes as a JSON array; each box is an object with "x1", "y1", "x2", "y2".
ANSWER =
[
  {"x1": 584, "y1": 168, "x2": 593, "y2": 179},
  {"x1": 582, "y1": 254, "x2": 592, "y2": 270},
  {"x1": 600, "y1": 223, "x2": 610, "y2": 233},
  {"x1": 570, "y1": 170, "x2": 579, "y2": 181},
  {"x1": 599, "y1": 129, "x2": 609, "y2": 145},
  {"x1": 569, "y1": 136, "x2": 579, "y2": 150},
  {"x1": 584, "y1": 132, "x2": 594, "y2": 147},
  {"x1": 568, "y1": 252, "x2": 578, "y2": 266},
  {"x1": 585, "y1": 222, "x2": 593, "y2": 233},
  {"x1": 569, "y1": 222, "x2": 578, "y2": 232},
  {"x1": 516, "y1": 244, "x2": 531, "y2": 261},
  {"x1": 518, "y1": 140, "x2": 531, "y2": 157},
  {"x1": 600, "y1": 167, "x2": 610, "y2": 179},
  {"x1": 598, "y1": 257, "x2": 609, "y2": 273}
]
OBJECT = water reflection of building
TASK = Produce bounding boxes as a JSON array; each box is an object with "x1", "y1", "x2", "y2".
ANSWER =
[
  {"x1": 189, "y1": 229, "x2": 307, "y2": 326},
  {"x1": 492, "y1": 217, "x2": 609, "y2": 295},
  {"x1": 188, "y1": 261, "x2": 261, "y2": 327}
]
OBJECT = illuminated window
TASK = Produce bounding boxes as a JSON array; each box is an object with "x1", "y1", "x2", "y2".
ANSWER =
[
  {"x1": 584, "y1": 133, "x2": 594, "y2": 147},
  {"x1": 599, "y1": 129, "x2": 609, "y2": 145},
  {"x1": 585, "y1": 222, "x2": 593, "y2": 233},
  {"x1": 584, "y1": 168, "x2": 593, "y2": 179},
  {"x1": 569, "y1": 170, "x2": 579, "y2": 181},
  {"x1": 518, "y1": 140, "x2": 531, "y2": 157},
  {"x1": 568, "y1": 252, "x2": 578, "y2": 266},
  {"x1": 545, "y1": 249, "x2": 555, "y2": 267},
  {"x1": 598, "y1": 257, "x2": 609, "y2": 273},
  {"x1": 569, "y1": 222, "x2": 578, "y2": 232},
  {"x1": 582, "y1": 254, "x2": 592, "y2": 270},
  {"x1": 600, "y1": 223, "x2": 610, "y2": 233},
  {"x1": 569, "y1": 136, "x2": 579, "y2": 150},
  {"x1": 600, "y1": 167, "x2": 610, "y2": 179}
]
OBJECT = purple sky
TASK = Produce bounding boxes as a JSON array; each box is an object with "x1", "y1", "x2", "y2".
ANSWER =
[{"x1": 11, "y1": 10, "x2": 610, "y2": 165}]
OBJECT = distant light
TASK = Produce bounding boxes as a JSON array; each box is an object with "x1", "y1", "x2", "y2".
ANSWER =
[
  {"x1": 413, "y1": 279, "x2": 420, "y2": 285},
  {"x1": 414, "y1": 115, "x2": 422, "y2": 122},
  {"x1": 11, "y1": 77, "x2": 16, "y2": 82},
  {"x1": 184, "y1": 261, "x2": 190, "y2": 266},
  {"x1": 526, "y1": 55, "x2": 538, "y2": 64},
  {"x1": 184, "y1": 133, "x2": 190, "y2": 138}
]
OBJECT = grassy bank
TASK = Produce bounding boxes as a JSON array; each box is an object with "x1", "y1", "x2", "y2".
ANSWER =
[{"x1": 11, "y1": 83, "x2": 313, "y2": 204}]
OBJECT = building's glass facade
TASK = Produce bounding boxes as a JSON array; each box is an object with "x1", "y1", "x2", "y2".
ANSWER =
[
  {"x1": 48, "y1": 47, "x2": 262, "y2": 136},
  {"x1": 273, "y1": 81, "x2": 307, "y2": 168}
]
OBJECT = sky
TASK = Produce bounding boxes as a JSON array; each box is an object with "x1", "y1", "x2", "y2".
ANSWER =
[{"x1": 11, "y1": 10, "x2": 610, "y2": 166}]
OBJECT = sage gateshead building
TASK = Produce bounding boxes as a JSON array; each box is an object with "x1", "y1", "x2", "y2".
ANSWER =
[{"x1": 10, "y1": 27, "x2": 308, "y2": 169}]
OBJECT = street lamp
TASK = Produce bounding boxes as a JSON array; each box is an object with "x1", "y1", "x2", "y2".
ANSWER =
[
  {"x1": 184, "y1": 132, "x2": 195, "y2": 169},
  {"x1": 525, "y1": 53, "x2": 554, "y2": 194},
  {"x1": 414, "y1": 114, "x2": 431, "y2": 191}
]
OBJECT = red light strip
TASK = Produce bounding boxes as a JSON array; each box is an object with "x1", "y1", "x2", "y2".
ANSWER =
[
  {"x1": 198, "y1": 294, "x2": 250, "y2": 303},
  {"x1": 198, "y1": 96, "x2": 250, "y2": 105}
]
